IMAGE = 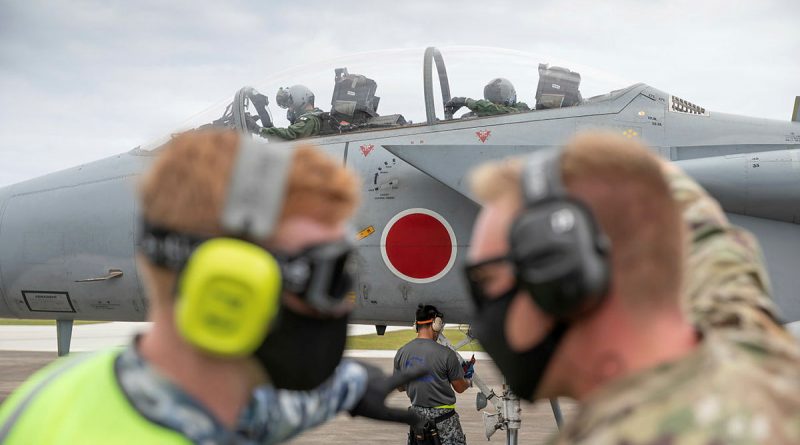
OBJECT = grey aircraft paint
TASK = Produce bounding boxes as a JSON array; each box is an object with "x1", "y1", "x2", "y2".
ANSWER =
[{"x1": 0, "y1": 47, "x2": 798, "y2": 327}]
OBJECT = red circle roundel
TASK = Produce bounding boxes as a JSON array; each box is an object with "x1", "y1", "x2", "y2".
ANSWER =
[{"x1": 380, "y1": 208, "x2": 457, "y2": 283}]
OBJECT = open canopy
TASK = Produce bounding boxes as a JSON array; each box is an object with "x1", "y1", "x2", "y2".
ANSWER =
[{"x1": 143, "y1": 46, "x2": 638, "y2": 149}]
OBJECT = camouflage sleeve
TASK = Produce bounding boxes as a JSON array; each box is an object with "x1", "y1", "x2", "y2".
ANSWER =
[
  {"x1": 514, "y1": 102, "x2": 531, "y2": 112},
  {"x1": 665, "y1": 165, "x2": 793, "y2": 341},
  {"x1": 465, "y1": 99, "x2": 515, "y2": 116},
  {"x1": 260, "y1": 116, "x2": 320, "y2": 140},
  {"x1": 238, "y1": 360, "x2": 368, "y2": 443}
]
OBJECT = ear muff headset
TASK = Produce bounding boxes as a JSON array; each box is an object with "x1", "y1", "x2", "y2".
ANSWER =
[
  {"x1": 176, "y1": 238, "x2": 282, "y2": 356},
  {"x1": 415, "y1": 306, "x2": 445, "y2": 332},
  {"x1": 431, "y1": 315, "x2": 444, "y2": 333},
  {"x1": 140, "y1": 137, "x2": 293, "y2": 357},
  {"x1": 510, "y1": 148, "x2": 610, "y2": 319}
]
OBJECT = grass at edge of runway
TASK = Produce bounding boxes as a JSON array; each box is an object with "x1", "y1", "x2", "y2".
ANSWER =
[{"x1": 346, "y1": 327, "x2": 483, "y2": 351}]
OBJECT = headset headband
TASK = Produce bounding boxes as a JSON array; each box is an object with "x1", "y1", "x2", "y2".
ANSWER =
[
  {"x1": 139, "y1": 221, "x2": 208, "y2": 270},
  {"x1": 222, "y1": 137, "x2": 292, "y2": 240},
  {"x1": 521, "y1": 148, "x2": 566, "y2": 205},
  {"x1": 511, "y1": 146, "x2": 611, "y2": 319},
  {"x1": 140, "y1": 135, "x2": 293, "y2": 268},
  {"x1": 416, "y1": 318, "x2": 434, "y2": 325}
]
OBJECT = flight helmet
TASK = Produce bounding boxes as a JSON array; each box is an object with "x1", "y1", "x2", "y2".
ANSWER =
[
  {"x1": 483, "y1": 78, "x2": 517, "y2": 106},
  {"x1": 276, "y1": 84, "x2": 315, "y2": 112}
]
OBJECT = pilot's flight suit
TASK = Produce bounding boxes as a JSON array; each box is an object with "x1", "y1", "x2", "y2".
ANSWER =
[
  {"x1": 0, "y1": 343, "x2": 368, "y2": 444},
  {"x1": 260, "y1": 108, "x2": 324, "y2": 140},
  {"x1": 463, "y1": 99, "x2": 530, "y2": 117}
]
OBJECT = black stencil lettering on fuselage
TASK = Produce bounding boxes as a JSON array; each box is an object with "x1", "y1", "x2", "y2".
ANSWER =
[{"x1": 21, "y1": 290, "x2": 76, "y2": 313}]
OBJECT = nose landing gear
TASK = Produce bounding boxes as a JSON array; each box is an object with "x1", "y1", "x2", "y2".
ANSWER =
[{"x1": 438, "y1": 328, "x2": 563, "y2": 444}]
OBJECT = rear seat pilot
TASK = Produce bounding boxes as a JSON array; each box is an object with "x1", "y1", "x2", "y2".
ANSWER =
[{"x1": 445, "y1": 78, "x2": 530, "y2": 118}]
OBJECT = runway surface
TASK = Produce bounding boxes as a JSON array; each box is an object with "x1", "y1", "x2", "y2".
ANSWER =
[{"x1": 0, "y1": 323, "x2": 574, "y2": 444}]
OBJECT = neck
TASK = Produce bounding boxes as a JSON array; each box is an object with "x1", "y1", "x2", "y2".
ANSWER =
[
  {"x1": 139, "y1": 306, "x2": 266, "y2": 428},
  {"x1": 558, "y1": 298, "x2": 698, "y2": 401},
  {"x1": 416, "y1": 328, "x2": 435, "y2": 340}
]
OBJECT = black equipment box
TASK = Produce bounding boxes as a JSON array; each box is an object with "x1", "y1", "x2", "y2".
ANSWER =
[
  {"x1": 535, "y1": 64, "x2": 582, "y2": 110},
  {"x1": 331, "y1": 68, "x2": 380, "y2": 124},
  {"x1": 366, "y1": 114, "x2": 406, "y2": 127}
]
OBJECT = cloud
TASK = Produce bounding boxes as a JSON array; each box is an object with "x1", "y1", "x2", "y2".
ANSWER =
[{"x1": 0, "y1": 0, "x2": 798, "y2": 186}]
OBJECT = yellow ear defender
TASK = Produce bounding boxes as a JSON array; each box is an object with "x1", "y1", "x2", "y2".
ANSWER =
[
  {"x1": 176, "y1": 238, "x2": 282, "y2": 357},
  {"x1": 139, "y1": 137, "x2": 293, "y2": 357}
]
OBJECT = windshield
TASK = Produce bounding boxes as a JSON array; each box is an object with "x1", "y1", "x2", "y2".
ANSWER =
[{"x1": 141, "y1": 46, "x2": 631, "y2": 150}]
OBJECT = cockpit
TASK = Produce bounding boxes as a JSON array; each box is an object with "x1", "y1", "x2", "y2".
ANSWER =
[{"x1": 142, "y1": 46, "x2": 633, "y2": 148}]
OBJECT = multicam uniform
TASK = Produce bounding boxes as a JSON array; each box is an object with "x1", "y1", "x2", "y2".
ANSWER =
[
  {"x1": 550, "y1": 168, "x2": 800, "y2": 445},
  {"x1": 463, "y1": 99, "x2": 530, "y2": 117},
  {"x1": 669, "y1": 168, "x2": 795, "y2": 345},
  {"x1": 259, "y1": 108, "x2": 324, "y2": 140}
]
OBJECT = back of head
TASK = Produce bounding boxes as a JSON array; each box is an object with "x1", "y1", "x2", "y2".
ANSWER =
[
  {"x1": 484, "y1": 78, "x2": 516, "y2": 106},
  {"x1": 416, "y1": 304, "x2": 440, "y2": 323},
  {"x1": 471, "y1": 132, "x2": 684, "y2": 312},
  {"x1": 138, "y1": 129, "x2": 359, "y2": 300},
  {"x1": 416, "y1": 304, "x2": 446, "y2": 333},
  {"x1": 561, "y1": 133, "x2": 683, "y2": 309}
]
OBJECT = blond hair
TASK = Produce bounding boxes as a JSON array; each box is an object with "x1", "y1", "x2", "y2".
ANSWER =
[
  {"x1": 137, "y1": 130, "x2": 360, "y2": 306},
  {"x1": 470, "y1": 132, "x2": 683, "y2": 309},
  {"x1": 140, "y1": 130, "x2": 360, "y2": 236}
]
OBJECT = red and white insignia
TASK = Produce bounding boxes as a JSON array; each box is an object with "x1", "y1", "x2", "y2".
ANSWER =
[
  {"x1": 360, "y1": 144, "x2": 375, "y2": 157},
  {"x1": 476, "y1": 130, "x2": 491, "y2": 143}
]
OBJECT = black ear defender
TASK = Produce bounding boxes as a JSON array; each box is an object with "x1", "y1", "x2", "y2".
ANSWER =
[{"x1": 510, "y1": 148, "x2": 611, "y2": 319}]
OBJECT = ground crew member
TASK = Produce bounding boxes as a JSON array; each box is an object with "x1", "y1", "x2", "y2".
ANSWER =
[
  {"x1": 394, "y1": 304, "x2": 473, "y2": 445},
  {"x1": 464, "y1": 132, "x2": 800, "y2": 444},
  {"x1": 0, "y1": 130, "x2": 423, "y2": 444},
  {"x1": 259, "y1": 85, "x2": 323, "y2": 140},
  {"x1": 445, "y1": 78, "x2": 530, "y2": 118}
]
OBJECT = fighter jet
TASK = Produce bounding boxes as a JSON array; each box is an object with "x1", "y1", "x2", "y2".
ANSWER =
[{"x1": 0, "y1": 47, "x2": 799, "y2": 357}]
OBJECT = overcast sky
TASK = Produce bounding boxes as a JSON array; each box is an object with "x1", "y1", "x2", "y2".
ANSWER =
[{"x1": 0, "y1": 0, "x2": 798, "y2": 187}]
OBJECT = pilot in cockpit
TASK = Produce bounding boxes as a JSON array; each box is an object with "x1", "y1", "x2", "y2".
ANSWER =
[
  {"x1": 445, "y1": 78, "x2": 530, "y2": 118},
  {"x1": 259, "y1": 85, "x2": 324, "y2": 140}
]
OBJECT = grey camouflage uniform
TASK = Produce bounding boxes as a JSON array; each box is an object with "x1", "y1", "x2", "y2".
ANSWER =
[
  {"x1": 409, "y1": 406, "x2": 467, "y2": 445},
  {"x1": 549, "y1": 167, "x2": 800, "y2": 445},
  {"x1": 113, "y1": 345, "x2": 366, "y2": 444}
]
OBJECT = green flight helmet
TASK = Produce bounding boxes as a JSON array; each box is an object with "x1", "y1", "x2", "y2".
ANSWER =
[{"x1": 483, "y1": 78, "x2": 517, "y2": 106}]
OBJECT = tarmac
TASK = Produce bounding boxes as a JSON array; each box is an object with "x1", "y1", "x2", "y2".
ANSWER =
[{"x1": 0, "y1": 322, "x2": 574, "y2": 444}]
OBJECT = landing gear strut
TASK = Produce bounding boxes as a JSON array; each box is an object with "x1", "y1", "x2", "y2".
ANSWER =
[
  {"x1": 439, "y1": 328, "x2": 563, "y2": 444},
  {"x1": 56, "y1": 319, "x2": 73, "y2": 356}
]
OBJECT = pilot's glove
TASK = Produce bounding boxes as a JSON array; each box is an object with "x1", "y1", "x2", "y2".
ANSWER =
[
  {"x1": 350, "y1": 362, "x2": 428, "y2": 427},
  {"x1": 445, "y1": 97, "x2": 467, "y2": 112},
  {"x1": 245, "y1": 115, "x2": 262, "y2": 134}
]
